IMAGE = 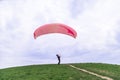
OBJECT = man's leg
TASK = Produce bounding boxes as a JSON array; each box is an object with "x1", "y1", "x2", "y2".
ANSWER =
[{"x1": 58, "y1": 58, "x2": 60, "y2": 65}]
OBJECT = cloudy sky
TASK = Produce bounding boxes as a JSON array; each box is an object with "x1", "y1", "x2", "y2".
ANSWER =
[{"x1": 1, "y1": 0, "x2": 120, "y2": 69}]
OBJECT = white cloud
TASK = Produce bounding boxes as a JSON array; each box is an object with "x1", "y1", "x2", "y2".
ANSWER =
[
  {"x1": 1, "y1": 0, "x2": 120, "y2": 68},
  {"x1": 73, "y1": 0, "x2": 120, "y2": 50}
]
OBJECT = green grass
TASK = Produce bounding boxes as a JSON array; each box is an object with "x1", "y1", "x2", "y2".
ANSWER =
[
  {"x1": 73, "y1": 63, "x2": 120, "y2": 80},
  {"x1": 1, "y1": 63, "x2": 120, "y2": 80},
  {"x1": 0, "y1": 64, "x2": 104, "y2": 80}
]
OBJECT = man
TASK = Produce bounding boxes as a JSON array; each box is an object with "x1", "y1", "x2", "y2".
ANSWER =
[{"x1": 56, "y1": 54, "x2": 61, "y2": 65}]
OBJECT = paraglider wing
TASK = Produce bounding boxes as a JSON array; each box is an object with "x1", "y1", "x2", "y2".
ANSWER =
[{"x1": 34, "y1": 23, "x2": 77, "y2": 39}]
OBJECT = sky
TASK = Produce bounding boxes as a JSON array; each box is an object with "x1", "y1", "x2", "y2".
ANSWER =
[{"x1": 0, "y1": 0, "x2": 120, "y2": 69}]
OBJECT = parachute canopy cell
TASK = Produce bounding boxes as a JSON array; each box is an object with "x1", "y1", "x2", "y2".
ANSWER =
[{"x1": 33, "y1": 23, "x2": 77, "y2": 39}]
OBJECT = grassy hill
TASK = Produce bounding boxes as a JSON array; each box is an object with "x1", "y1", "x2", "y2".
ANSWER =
[
  {"x1": 0, "y1": 63, "x2": 120, "y2": 80},
  {"x1": 73, "y1": 63, "x2": 120, "y2": 80}
]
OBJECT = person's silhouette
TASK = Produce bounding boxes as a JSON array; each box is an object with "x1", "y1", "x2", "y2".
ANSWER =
[{"x1": 56, "y1": 54, "x2": 61, "y2": 65}]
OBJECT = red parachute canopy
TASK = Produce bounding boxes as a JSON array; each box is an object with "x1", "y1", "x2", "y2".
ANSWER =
[{"x1": 33, "y1": 23, "x2": 77, "y2": 39}]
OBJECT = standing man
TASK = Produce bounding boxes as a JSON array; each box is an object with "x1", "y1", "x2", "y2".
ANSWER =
[{"x1": 56, "y1": 54, "x2": 61, "y2": 65}]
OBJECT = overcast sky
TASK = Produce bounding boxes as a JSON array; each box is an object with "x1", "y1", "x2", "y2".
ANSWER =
[{"x1": 1, "y1": 0, "x2": 120, "y2": 69}]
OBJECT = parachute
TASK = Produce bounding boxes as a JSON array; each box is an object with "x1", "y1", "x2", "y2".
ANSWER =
[{"x1": 33, "y1": 23, "x2": 77, "y2": 39}]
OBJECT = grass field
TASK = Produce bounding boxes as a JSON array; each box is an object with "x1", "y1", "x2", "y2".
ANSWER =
[
  {"x1": 0, "y1": 63, "x2": 119, "y2": 80},
  {"x1": 73, "y1": 63, "x2": 120, "y2": 80}
]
